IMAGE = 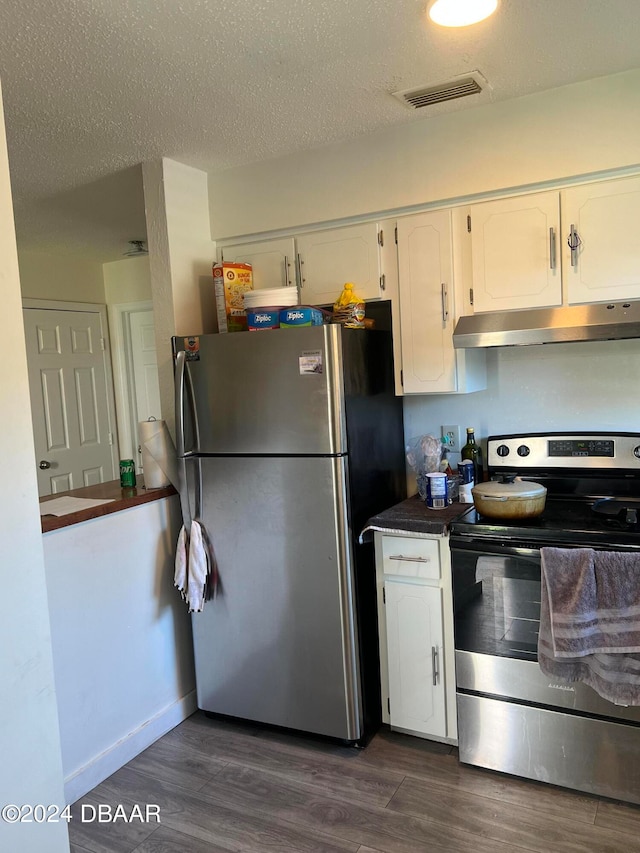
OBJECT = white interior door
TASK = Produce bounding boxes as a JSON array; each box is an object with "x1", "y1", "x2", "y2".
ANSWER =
[
  {"x1": 23, "y1": 306, "x2": 116, "y2": 496},
  {"x1": 129, "y1": 309, "x2": 161, "y2": 470}
]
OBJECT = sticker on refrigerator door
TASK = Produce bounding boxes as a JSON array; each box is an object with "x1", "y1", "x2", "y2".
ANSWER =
[
  {"x1": 183, "y1": 336, "x2": 200, "y2": 361},
  {"x1": 299, "y1": 350, "x2": 323, "y2": 375}
]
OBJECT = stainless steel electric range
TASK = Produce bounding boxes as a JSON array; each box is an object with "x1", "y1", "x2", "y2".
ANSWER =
[{"x1": 449, "y1": 432, "x2": 640, "y2": 805}]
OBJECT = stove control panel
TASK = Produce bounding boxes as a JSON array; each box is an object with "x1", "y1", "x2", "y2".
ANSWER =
[
  {"x1": 548, "y1": 439, "x2": 614, "y2": 457},
  {"x1": 487, "y1": 433, "x2": 640, "y2": 470}
]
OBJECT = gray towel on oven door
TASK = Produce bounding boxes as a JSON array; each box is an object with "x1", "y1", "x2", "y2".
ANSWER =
[{"x1": 538, "y1": 547, "x2": 640, "y2": 705}]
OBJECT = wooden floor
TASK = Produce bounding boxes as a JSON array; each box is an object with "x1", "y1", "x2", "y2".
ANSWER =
[{"x1": 69, "y1": 712, "x2": 640, "y2": 853}]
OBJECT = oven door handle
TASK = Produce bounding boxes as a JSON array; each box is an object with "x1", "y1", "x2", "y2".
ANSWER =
[{"x1": 449, "y1": 538, "x2": 542, "y2": 560}]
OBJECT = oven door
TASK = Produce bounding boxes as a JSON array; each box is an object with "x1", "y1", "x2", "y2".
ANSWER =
[{"x1": 450, "y1": 536, "x2": 640, "y2": 721}]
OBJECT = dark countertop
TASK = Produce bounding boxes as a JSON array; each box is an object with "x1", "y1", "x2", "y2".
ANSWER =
[
  {"x1": 360, "y1": 494, "x2": 472, "y2": 541},
  {"x1": 40, "y1": 478, "x2": 177, "y2": 533}
]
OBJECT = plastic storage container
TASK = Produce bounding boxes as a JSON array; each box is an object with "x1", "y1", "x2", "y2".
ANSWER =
[{"x1": 244, "y1": 288, "x2": 299, "y2": 331}]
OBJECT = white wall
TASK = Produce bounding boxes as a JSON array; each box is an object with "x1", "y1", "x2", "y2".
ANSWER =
[
  {"x1": 42, "y1": 496, "x2": 196, "y2": 803},
  {"x1": 208, "y1": 69, "x2": 640, "y2": 239},
  {"x1": 103, "y1": 254, "x2": 152, "y2": 304},
  {"x1": 18, "y1": 249, "x2": 105, "y2": 303},
  {"x1": 0, "y1": 83, "x2": 69, "y2": 853},
  {"x1": 205, "y1": 68, "x2": 640, "y2": 493},
  {"x1": 404, "y1": 339, "x2": 640, "y2": 478},
  {"x1": 142, "y1": 159, "x2": 217, "y2": 433}
]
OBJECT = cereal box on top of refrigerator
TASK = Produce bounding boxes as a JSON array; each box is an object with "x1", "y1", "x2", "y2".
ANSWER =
[{"x1": 213, "y1": 262, "x2": 253, "y2": 332}]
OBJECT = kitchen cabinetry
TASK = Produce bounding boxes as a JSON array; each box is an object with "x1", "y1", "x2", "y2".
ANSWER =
[
  {"x1": 562, "y1": 175, "x2": 640, "y2": 305},
  {"x1": 220, "y1": 237, "x2": 296, "y2": 290},
  {"x1": 396, "y1": 209, "x2": 486, "y2": 394},
  {"x1": 220, "y1": 221, "x2": 387, "y2": 303},
  {"x1": 467, "y1": 174, "x2": 640, "y2": 311},
  {"x1": 295, "y1": 221, "x2": 385, "y2": 305},
  {"x1": 468, "y1": 191, "x2": 562, "y2": 312},
  {"x1": 374, "y1": 531, "x2": 457, "y2": 743}
]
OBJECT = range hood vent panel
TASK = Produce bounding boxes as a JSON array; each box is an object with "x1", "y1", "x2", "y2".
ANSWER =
[{"x1": 453, "y1": 302, "x2": 640, "y2": 349}]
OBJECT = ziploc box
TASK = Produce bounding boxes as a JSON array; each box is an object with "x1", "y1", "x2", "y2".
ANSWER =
[
  {"x1": 279, "y1": 306, "x2": 325, "y2": 328},
  {"x1": 213, "y1": 262, "x2": 253, "y2": 333},
  {"x1": 247, "y1": 309, "x2": 280, "y2": 331}
]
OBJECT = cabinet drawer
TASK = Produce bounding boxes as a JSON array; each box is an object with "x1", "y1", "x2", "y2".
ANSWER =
[{"x1": 381, "y1": 535, "x2": 440, "y2": 580}]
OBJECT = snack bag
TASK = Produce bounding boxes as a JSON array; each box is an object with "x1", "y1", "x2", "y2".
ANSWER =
[
  {"x1": 333, "y1": 282, "x2": 365, "y2": 328},
  {"x1": 406, "y1": 435, "x2": 442, "y2": 501}
]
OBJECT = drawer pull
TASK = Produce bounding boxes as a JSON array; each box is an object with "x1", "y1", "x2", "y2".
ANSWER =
[{"x1": 388, "y1": 555, "x2": 431, "y2": 563}]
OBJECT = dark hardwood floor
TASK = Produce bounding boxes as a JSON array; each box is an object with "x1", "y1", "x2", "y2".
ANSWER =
[{"x1": 69, "y1": 712, "x2": 640, "y2": 853}]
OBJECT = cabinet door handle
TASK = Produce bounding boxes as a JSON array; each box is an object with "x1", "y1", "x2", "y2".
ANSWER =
[
  {"x1": 549, "y1": 227, "x2": 556, "y2": 270},
  {"x1": 296, "y1": 253, "x2": 305, "y2": 287},
  {"x1": 388, "y1": 554, "x2": 431, "y2": 563},
  {"x1": 432, "y1": 646, "x2": 440, "y2": 686},
  {"x1": 284, "y1": 255, "x2": 290, "y2": 288},
  {"x1": 568, "y1": 224, "x2": 581, "y2": 267},
  {"x1": 441, "y1": 283, "x2": 449, "y2": 323}
]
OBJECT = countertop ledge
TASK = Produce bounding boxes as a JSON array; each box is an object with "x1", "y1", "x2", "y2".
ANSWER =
[
  {"x1": 40, "y1": 479, "x2": 177, "y2": 533},
  {"x1": 360, "y1": 494, "x2": 472, "y2": 541}
]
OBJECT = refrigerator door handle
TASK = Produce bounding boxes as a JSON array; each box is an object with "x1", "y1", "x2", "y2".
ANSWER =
[
  {"x1": 175, "y1": 350, "x2": 187, "y2": 457},
  {"x1": 174, "y1": 350, "x2": 194, "y2": 529},
  {"x1": 175, "y1": 350, "x2": 200, "y2": 457}
]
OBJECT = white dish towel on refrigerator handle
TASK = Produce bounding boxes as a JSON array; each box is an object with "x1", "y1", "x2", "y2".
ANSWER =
[{"x1": 174, "y1": 519, "x2": 215, "y2": 612}]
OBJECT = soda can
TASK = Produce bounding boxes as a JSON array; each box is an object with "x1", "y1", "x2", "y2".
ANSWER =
[
  {"x1": 119, "y1": 459, "x2": 136, "y2": 488},
  {"x1": 459, "y1": 459, "x2": 475, "y2": 484},
  {"x1": 426, "y1": 472, "x2": 448, "y2": 509}
]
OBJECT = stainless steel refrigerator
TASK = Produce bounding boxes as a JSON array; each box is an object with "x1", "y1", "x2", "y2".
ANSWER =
[{"x1": 173, "y1": 323, "x2": 405, "y2": 743}]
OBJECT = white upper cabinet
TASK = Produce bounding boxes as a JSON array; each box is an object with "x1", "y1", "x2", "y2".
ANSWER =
[
  {"x1": 469, "y1": 191, "x2": 562, "y2": 312},
  {"x1": 220, "y1": 237, "x2": 296, "y2": 290},
  {"x1": 396, "y1": 209, "x2": 486, "y2": 395},
  {"x1": 296, "y1": 222, "x2": 384, "y2": 305},
  {"x1": 562, "y1": 175, "x2": 640, "y2": 305}
]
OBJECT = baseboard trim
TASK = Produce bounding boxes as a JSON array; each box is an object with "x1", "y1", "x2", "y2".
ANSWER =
[{"x1": 64, "y1": 690, "x2": 198, "y2": 804}]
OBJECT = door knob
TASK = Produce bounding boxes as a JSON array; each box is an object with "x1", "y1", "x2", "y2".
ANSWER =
[{"x1": 39, "y1": 460, "x2": 51, "y2": 469}]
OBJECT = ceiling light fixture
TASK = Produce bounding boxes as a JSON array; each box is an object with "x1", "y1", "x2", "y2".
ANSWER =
[
  {"x1": 123, "y1": 240, "x2": 148, "y2": 257},
  {"x1": 428, "y1": 0, "x2": 498, "y2": 27}
]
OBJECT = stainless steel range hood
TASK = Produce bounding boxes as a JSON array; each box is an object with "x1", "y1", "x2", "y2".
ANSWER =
[{"x1": 453, "y1": 301, "x2": 640, "y2": 348}]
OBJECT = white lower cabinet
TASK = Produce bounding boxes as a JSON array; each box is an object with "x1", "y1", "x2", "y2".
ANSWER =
[
  {"x1": 375, "y1": 531, "x2": 457, "y2": 744},
  {"x1": 384, "y1": 581, "x2": 446, "y2": 738}
]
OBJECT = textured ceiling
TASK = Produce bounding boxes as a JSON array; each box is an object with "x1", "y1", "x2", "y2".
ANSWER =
[{"x1": 1, "y1": 0, "x2": 640, "y2": 261}]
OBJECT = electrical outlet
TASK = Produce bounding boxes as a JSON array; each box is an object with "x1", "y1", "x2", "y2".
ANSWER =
[{"x1": 441, "y1": 425, "x2": 462, "y2": 452}]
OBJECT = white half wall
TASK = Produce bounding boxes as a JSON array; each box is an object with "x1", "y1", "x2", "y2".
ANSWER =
[
  {"x1": 0, "y1": 81, "x2": 69, "y2": 853},
  {"x1": 42, "y1": 496, "x2": 196, "y2": 804},
  {"x1": 208, "y1": 69, "x2": 640, "y2": 240}
]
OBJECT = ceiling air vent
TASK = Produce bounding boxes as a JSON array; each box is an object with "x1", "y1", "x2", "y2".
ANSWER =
[{"x1": 393, "y1": 71, "x2": 486, "y2": 109}]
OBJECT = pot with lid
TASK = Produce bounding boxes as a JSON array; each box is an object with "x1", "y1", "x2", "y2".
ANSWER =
[{"x1": 472, "y1": 477, "x2": 547, "y2": 520}]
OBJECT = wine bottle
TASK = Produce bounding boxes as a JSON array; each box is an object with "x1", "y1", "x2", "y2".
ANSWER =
[{"x1": 461, "y1": 427, "x2": 483, "y2": 485}]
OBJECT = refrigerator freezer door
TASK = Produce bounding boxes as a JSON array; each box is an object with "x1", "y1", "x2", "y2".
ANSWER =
[
  {"x1": 190, "y1": 454, "x2": 363, "y2": 740},
  {"x1": 175, "y1": 326, "x2": 346, "y2": 455}
]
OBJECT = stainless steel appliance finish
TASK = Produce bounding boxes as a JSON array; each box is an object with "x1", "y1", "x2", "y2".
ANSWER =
[
  {"x1": 457, "y1": 693, "x2": 640, "y2": 805},
  {"x1": 449, "y1": 432, "x2": 640, "y2": 804},
  {"x1": 452, "y1": 300, "x2": 640, "y2": 349},
  {"x1": 173, "y1": 324, "x2": 405, "y2": 744}
]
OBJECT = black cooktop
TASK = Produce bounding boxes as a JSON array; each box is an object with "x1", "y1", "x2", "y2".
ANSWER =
[
  {"x1": 450, "y1": 433, "x2": 640, "y2": 549},
  {"x1": 450, "y1": 495, "x2": 640, "y2": 549}
]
